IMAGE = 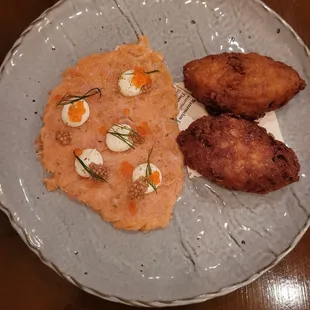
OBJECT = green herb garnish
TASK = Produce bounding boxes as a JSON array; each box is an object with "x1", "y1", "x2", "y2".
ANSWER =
[
  {"x1": 124, "y1": 70, "x2": 160, "y2": 76},
  {"x1": 108, "y1": 131, "x2": 135, "y2": 149},
  {"x1": 145, "y1": 146, "x2": 157, "y2": 193},
  {"x1": 145, "y1": 70, "x2": 160, "y2": 75},
  {"x1": 107, "y1": 124, "x2": 142, "y2": 150},
  {"x1": 57, "y1": 88, "x2": 102, "y2": 106},
  {"x1": 73, "y1": 151, "x2": 107, "y2": 183}
]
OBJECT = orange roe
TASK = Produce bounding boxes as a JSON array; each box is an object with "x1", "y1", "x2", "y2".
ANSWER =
[
  {"x1": 128, "y1": 201, "x2": 137, "y2": 215},
  {"x1": 74, "y1": 148, "x2": 83, "y2": 157},
  {"x1": 136, "y1": 121, "x2": 151, "y2": 136},
  {"x1": 148, "y1": 171, "x2": 161, "y2": 185},
  {"x1": 121, "y1": 161, "x2": 134, "y2": 177},
  {"x1": 132, "y1": 67, "x2": 151, "y2": 88},
  {"x1": 99, "y1": 125, "x2": 107, "y2": 135},
  {"x1": 68, "y1": 100, "x2": 86, "y2": 122},
  {"x1": 123, "y1": 108, "x2": 130, "y2": 116}
]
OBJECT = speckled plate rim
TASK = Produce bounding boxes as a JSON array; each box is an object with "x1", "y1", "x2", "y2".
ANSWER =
[{"x1": 0, "y1": 0, "x2": 309, "y2": 307}]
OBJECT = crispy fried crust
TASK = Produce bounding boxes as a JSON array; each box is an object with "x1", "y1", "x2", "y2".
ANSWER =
[
  {"x1": 184, "y1": 53, "x2": 306, "y2": 120},
  {"x1": 177, "y1": 114, "x2": 300, "y2": 194}
]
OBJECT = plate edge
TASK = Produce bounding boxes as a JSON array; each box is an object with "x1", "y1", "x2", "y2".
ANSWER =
[{"x1": 0, "y1": 0, "x2": 310, "y2": 307}]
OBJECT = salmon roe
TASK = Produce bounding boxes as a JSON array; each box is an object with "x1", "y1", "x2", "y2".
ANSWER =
[
  {"x1": 120, "y1": 161, "x2": 134, "y2": 177},
  {"x1": 74, "y1": 148, "x2": 83, "y2": 157},
  {"x1": 148, "y1": 171, "x2": 161, "y2": 186},
  {"x1": 99, "y1": 125, "x2": 107, "y2": 135},
  {"x1": 136, "y1": 121, "x2": 151, "y2": 136},
  {"x1": 128, "y1": 201, "x2": 137, "y2": 215},
  {"x1": 68, "y1": 100, "x2": 86, "y2": 122},
  {"x1": 123, "y1": 108, "x2": 130, "y2": 116},
  {"x1": 132, "y1": 67, "x2": 151, "y2": 88}
]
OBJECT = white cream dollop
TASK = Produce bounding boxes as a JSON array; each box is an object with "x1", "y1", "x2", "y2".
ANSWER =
[
  {"x1": 132, "y1": 163, "x2": 162, "y2": 194},
  {"x1": 75, "y1": 149, "x2": 103, "y2": 178},
  {"x1": 106, "y1": 124, "x2": 134, "y2": 152},
  {"x1": 61, "y1": 99, "x2": 90, "y2": 127},
  {"x1": 118, "y1": 69, "x2": 142, "y2": 97}
]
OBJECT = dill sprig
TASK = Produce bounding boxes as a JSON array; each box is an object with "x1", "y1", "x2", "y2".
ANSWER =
[
  {"x1": 145, "y1": 70, "x2": 160, "y2": 75},
  {"x1": 108, "y1": 131, "x2": 135, "y2": 149},
  {"x1": 57, "y1": 88, "x2": 102, "y2": 106},
  {"x1": 145, "y1": 146, "x2": 157, "y2": 193},
  {"x1": 107, "y1": 124, "x2": 142, "y2": 150},
  {"x1": 124, "y1": 70, "x2": 160, "y2": 76},
  {"x1": 73, "y1": 151, "x2": 107, "y2": 183}
]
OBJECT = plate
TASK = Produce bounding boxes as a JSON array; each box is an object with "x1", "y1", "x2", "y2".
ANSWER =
[{"x1": 0, "y1": 0, "x2": 310, "y2": 307}]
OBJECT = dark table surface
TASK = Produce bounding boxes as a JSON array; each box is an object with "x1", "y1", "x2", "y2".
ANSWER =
[{"x1": 1, "y1": 1, "x2": 310, "y2": 309}]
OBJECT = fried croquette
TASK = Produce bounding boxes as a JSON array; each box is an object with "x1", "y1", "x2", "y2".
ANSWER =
[
  {"x1": 177, "y1": 114, "x2": 300, "y2": 194},
  {"x1": 184, "y1": 53, "x2": 306, "y2": 120}
]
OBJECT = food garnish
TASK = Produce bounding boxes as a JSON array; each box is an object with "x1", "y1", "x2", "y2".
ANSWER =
[
  {"x1": 73, "y1": 151, "x2": 108, "y2": 183},
  {"x1": 124, "y1": 69, "x2": 160, "y2": 76},
  {"x1": 107, "y1": 124, "x2": 135, "y2": 149},
  {"x1": 73, "y1": 148, "x2": 83, "y2": 157},
  {"x1": 121, "y1": 161, "x2": 134, "y2": 177},
  {"x1": 129, "y1": 177, "x2": 149, "y2": 200},
  {"x1": 57, "y1": 88, "x2": 102, "y2": 106},
  {"x1": 123, "y1": 108, "x2": 130, "y2": 116},
  {"x1": 99, "y1": 125, "x2": 108, "y2": 135},
  {"x1": 56, "y1": 131, "x2": 72, "y2": 146},
  {"x1": 61, "y1": 99, "x2": 90, "y2": 127},
  {"x1": 131, "y1": 148, "x2": 162, "y2": 195},
  {"x1": 107, "y1": 124, "x2": 143, "y2": 151},
  {"x1": 118, "y1": 68, "x2": 160, "y2": 97},
  {"x1": 136, "y1": 121, "x2": 151, "y2": 136},
  {"x1": 89, "y1": 163, "x2": 109, "y2": 180},
  {"x1": 145, "y1": 147, "x2": 157, "y2": 193}
]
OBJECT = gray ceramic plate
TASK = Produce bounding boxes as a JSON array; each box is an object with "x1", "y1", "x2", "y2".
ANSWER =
[{"x1": 0, "y1": 0, "x2": 310, "y2": 307}]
